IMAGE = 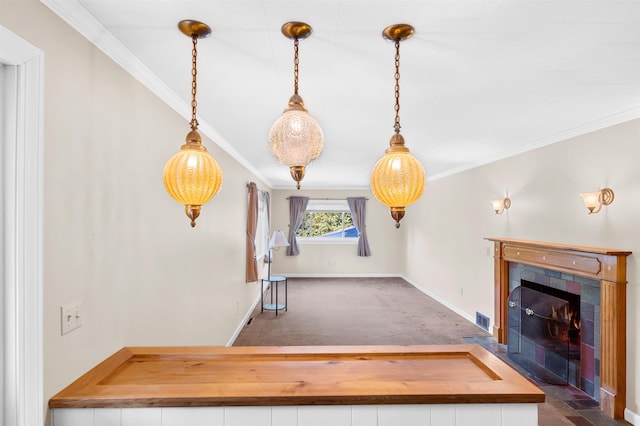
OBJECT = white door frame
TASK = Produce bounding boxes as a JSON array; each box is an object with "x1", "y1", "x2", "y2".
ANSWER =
[{"x1": 0, "y1": 25, "x2": 44, "y2": 426}]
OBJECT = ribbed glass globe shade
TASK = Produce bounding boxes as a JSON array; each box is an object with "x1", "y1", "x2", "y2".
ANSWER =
[
  {"x1": 163, "y1": 148, "x2": 223, "y2": 207},
  {"x1": 370, "y1": 151, "x2": 426, "y2": 208},
  {"x1": 269, "y1": 110, "x2": 324, "y2": 166}
]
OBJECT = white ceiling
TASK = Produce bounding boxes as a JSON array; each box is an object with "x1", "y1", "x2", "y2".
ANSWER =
[{"x1": 43, "y1": 0, "x2": 640, "y2": 189}]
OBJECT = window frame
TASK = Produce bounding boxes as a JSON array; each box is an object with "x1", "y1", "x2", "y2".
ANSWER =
[{"x1": 295, "y1": 199, "x2": 359, "y2": 244}]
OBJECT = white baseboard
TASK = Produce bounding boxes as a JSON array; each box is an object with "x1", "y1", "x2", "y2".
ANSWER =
[
  {"x1": 226, "y1": 289, "x2": 264, "y2": 347},
  {"x1": 400, "y1": 275, "x2": 482, "y2": 330},
  {"x1": 626, "y1": 408, "x2": 640, "y2": 425}
]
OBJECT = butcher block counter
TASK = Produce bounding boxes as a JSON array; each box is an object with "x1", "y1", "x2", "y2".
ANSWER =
[{"x1": 50, "y1": 345, "x2": 544, "y2": 426}]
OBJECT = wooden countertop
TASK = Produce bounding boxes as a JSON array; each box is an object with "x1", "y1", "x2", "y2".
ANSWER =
[{"x1": 49, "y1": 345, "x2": 545, "y2": 408}]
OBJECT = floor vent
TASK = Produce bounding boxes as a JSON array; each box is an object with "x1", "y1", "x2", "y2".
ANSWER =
[{"x1": 475, "y1": 312, "x2": 490, "y2": 331}]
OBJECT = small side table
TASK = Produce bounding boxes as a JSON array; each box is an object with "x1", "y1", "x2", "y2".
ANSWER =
[{"x1": 261, "y1": 276, "x2": 287, "y2": 315}]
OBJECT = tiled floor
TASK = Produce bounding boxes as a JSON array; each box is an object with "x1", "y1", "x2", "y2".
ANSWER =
[{"x1": 465, "y1": 337, "x2": 631, "y2": 426}]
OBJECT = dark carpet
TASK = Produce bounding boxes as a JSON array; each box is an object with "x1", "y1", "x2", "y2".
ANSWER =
[{"x1": 234, "y1": 277, "x2": 489, "y2": 346}]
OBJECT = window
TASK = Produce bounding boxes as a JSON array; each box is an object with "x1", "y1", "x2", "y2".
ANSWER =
[{"x1": 296, "y1": 199, "x2": 359, "y2": 241}]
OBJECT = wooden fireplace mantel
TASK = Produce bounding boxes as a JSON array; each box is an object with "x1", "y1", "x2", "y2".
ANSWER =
[{"x1": 486, "y1": 238, "x2": 631, "y2": 419}]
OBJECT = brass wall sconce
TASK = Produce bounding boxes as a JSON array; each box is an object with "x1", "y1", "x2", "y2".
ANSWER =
[
  {"x1": 490, "y1": 197, "x2": 511, "y2": 214},
  {"x1": 580, "y1": 188, "x2": 614, "y2": 214}
]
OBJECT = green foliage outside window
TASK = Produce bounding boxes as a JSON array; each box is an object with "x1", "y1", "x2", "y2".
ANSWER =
[{"x1": 296, "y1": 211, "x2": 357, "y2": 238}]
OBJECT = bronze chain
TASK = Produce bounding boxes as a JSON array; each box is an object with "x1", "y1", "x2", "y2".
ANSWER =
[
  {"x1": 394, "y1": 40, "x2": 401, "y2": 134},
  {"x1": 293, "y1": 38, "x2": 300, "y2": 95},
  {"x1": 190, "y1": 35, "x2": 199, "y2": 130}
]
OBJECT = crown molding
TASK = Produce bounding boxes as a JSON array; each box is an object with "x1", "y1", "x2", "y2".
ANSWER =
[
  {"x1": 429, "y1": 106, "x2": 640, "y2": 182},
  {"x1": 39, "y1": 0, "x2": 271, "y2": 187}
]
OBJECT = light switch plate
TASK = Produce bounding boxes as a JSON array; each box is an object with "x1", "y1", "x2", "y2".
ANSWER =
[{"x1": 61, "y1": 301, "x2": 82, "y2": 335}]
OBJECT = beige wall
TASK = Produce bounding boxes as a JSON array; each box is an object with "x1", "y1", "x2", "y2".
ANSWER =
[
  {"x1": 2, "y1": 0, "x2": 268, "y2": 421},
  {"x1": 270, "y1": 189, "x2": 403, "y2": 276},
  {"x1": 403, "y1": 118, "x2": 640, "y2": 416}
]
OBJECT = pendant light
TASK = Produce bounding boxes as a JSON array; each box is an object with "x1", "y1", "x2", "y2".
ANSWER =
[
  {"x1": 370, "y1": 24, "x2": 426, "y2": 228},
  {"x1": 163, "y1": 20, "x2": 223, "y2": 227},
  {"x1": 269, "y1": 22, "x2": 324, "y2": 190}
]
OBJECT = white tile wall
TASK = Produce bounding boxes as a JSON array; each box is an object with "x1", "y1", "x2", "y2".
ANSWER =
[{"x1": 52, "y1": 403, "x2": 538, "y2": 426}]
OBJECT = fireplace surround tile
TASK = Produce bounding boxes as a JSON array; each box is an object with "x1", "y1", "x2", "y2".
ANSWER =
[
  {"x1": 581, "y1": 285, "x2": 600, "y2": 306},
  {"x1": 535, "y1": 272, "x2": 551, "y2": 286},
  {"x1": 507, "y1": 263, "x2": 601, "y2": 401},
  {"x1": 549, "y1": 277, "x2": 568, "y2": 291},
  {"x1": 520, "y1": 269, "x2": 535, "y2": 283},
  {"x1": 581, "y1": 302, "x2": 594, "y2": 322},
  {"x1": 582, "y1": 319, "x2": 595, "y2": 347},
  {"x1": 546, "y1": 351, "x2": 570, "y2": 381},
  {"x1": 561, "y1": 272, "x2": 574, "y2": 281},
  {"x1": 547, "y1": 270, "x2": 562, "y2": 279},
  {"x1": 581, "y1": 344, "x2": 595, "y2": 382},
  {"x1": 567, "y1": 281, "x2": 581, "y2": 294},
  {"x1": 521, "y1": 337, "x2": 535, "y2": 360}
]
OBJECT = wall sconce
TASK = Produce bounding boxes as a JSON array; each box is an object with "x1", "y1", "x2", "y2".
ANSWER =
[
  {"x1": 490, "y1": 197, "x2": 511, "y2": 214},
  {"x1": 580, "y1": 188, "x2": 614, "y2": 214}
]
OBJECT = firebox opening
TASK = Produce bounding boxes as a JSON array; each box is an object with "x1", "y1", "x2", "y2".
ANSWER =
[
  {"x1": 522, "y1": 279, "x2": 581, "y2": 352},
  {"x1": 507, "y1": 279, "x2": 582, "y2": 387}
]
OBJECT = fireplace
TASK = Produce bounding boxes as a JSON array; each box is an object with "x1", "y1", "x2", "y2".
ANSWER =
[
  {"x1": 507, "y1": 274, "x2": 595, "y2": 398},
  {"x1": 487, "y1": 238, "x2": 630, "y2": 419}
]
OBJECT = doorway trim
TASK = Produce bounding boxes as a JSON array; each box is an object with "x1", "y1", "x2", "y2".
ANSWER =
[{"x1": 0, "y1": 25, "x2": 44, "y2": 426}]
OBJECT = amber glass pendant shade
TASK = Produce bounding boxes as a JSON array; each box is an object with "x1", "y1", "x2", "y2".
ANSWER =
[
  {"x1": 164, "y1": 20, "x2": 223, "y2": 227},
  {"x1": 164, "y1": 130, "x2": 223, "y2": 227},
  {"x1": 371, "y1": 135, "x2": 426, "y2": 228},
  {"x1": 370, "y1": 24, "x2": 426, "y2": 228}
]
